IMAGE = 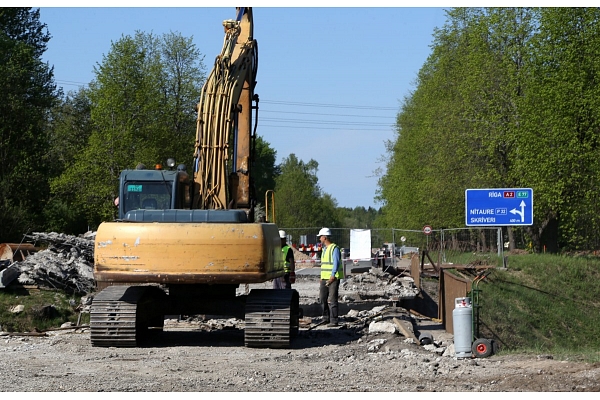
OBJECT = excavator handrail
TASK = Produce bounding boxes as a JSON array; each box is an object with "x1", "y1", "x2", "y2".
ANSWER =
[{"x1": 265, "y1": 189, "x2": 275, "y2": 223}]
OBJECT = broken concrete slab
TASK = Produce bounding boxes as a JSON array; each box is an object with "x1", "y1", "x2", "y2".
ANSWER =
[
  {"x1": 15, "y1": 232, "x2": 95, "y2": 294},
  {"x1": 10, "y1": 305, "x2": 24, "y2": 314},
  {"x1": 368, "y1": 321, "x2": 397, "y2": 334},
  {"x1": 340, "y1": 271, "x2": 420, "y2": 301}
]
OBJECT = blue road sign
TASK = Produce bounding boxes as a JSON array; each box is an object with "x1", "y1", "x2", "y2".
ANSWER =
[{"x1": 465, "y1": 188, "x2": 533, "y2": 226}]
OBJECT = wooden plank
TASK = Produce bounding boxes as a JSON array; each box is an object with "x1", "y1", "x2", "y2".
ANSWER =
[{"x1": 392, "y1": 317, "x2": 418, "y2": 341}]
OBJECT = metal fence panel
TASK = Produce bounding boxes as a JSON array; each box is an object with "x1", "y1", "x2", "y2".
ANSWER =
[{"x1": 281, "y1": 227, "x2": 504, "y2": 267}]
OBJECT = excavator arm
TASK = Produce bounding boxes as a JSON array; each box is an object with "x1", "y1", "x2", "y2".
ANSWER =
[{"x1": 193, "y1": 7, "x2": 258, "y2": 214}]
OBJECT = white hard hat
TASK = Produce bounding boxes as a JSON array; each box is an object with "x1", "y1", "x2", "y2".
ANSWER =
[
  {"x1": 318, "y1": 227, "x2": 331, "y2": 237},
  {"x1": 279, "y1": 230, "x2": 287, "y2": 239}
]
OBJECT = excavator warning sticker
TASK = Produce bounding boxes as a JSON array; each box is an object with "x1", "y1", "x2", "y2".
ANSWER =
[{"x1": 128, "y1": 185, "x2": 142, "y2": 192}]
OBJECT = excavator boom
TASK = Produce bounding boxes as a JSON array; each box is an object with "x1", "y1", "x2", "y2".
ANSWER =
[{"x1": 193, "y1": 7, "x2": 258, "y2": 212}]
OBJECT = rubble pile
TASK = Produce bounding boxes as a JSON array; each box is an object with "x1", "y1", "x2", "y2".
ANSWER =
[
  {"x1": 291, "y1": 247, "x2": 313, "y2": 262},
  {"x1": 340, "y1": 269, "x2": 420, "y2": 301},
  {"x1": 15, "y1": 232, "x2": 96, "y2": 294}
]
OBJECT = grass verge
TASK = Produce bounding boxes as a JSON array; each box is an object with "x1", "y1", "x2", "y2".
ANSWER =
[
  {"x1": 0, "y1": 284, "x2": 83, "y2": 332},
  {"x1": 475, "y1": 253, "x2": 600, "y2": 362}
]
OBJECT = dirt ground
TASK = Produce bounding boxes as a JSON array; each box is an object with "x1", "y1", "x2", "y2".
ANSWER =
[{"x1": 1, "y1": 272, "x2": 599, "y2": 392}]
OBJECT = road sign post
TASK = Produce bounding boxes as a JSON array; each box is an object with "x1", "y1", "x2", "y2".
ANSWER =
[{"x1": 465, "y1": 188, "x2": 533, "y2": 226}]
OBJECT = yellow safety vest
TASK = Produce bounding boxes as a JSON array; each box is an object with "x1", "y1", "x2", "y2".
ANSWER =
[
  {"x1": 320, "y1": 243, "x2": 344, "y2": 280},
  {"x1": 282, "y1": 244, "x2": 291, "y2": 273}
]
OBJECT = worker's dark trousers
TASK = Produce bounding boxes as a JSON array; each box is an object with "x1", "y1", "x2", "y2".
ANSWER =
[{"x1": 319, "y1": 279, "x2": 340, "y2": 323}]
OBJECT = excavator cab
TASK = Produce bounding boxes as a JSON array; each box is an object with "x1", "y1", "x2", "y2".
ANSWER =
[{"x1": 117, "y1": 167, "x2": 191, "y2": 220}]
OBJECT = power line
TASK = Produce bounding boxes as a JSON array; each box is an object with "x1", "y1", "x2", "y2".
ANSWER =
[
  {"x1": 55, "y1": 80, "x2": 89, "y2": 87},
  {"x1": 53, "y1": 80, "x2": 398, "y2": 114},
  {"x1": 260, "y1": 109, "x2": 396, "y2": 119},
  {"x1": 259, "y1": 124, "x2": 394, "y2": 132},
  {"x1": 261, "y1": 99, "x2": 397, "y2": 111},
  {"x1": 52, "y1": 80, "x2": 397, "y2": 131},
  {"x1": 260, "y1": 117, "x2": 392, "y2": 127}
]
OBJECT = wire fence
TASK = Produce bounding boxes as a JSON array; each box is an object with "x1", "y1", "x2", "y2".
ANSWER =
[{"x1": 280, "y1": 227, "x2": 505, "y2": 267}]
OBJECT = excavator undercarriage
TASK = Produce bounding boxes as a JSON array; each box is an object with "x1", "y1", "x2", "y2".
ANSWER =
[{"x1": 90, "y1": 285, "x2": 300, "y2": 348}]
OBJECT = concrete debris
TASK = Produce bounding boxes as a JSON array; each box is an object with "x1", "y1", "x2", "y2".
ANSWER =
[
  {"x1": 370, "y1": 305, "x2": 388, "y2": 313},
  {"x1": 340, "y1": 270, "x2": 419, "y2": 301},
  {"x1": 164, "y1": 317, "x2": 242, "y2": 332},
  {"x1": 424, "y1": 344, "x2": 446, "y2": 354},
  {"x1": 367, "y1": 338, "x2": 387, "y2": 352},
  {"x1": 14, "y1": 232, "x2": 96, "y2": 294},
  {"x1": 10, "y1": 305, "x2": 25, "y2": 314},
  {"x1": 368, "y1": 321, "x2": 397, "y2": 334},
  {"x1": 442, "y1": 343, "x2": 456, "y2": 358}
]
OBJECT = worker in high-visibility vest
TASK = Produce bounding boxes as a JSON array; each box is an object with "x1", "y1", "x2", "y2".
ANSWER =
[
  {"x1": 318, "y1": 227, "x2": 344, "y2": 327},
  {"x1": 273, "y1": 230, "x2": 295, "y2": 289}
]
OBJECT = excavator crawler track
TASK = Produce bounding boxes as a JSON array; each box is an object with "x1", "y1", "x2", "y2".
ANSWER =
[
  {"x1": 244, "y1": 289, "x2": 300, "y2": 348},
  {"x1": 90, "y1": 285, "x2": 159, "y2": 347}
]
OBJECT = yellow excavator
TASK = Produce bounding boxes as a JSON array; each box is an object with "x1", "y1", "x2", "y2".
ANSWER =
[{"x1": 90, "y1": 7, "x2": 300, "y2": 348}]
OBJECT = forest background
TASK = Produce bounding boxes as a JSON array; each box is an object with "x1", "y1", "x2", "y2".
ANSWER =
[{"x1": 1, "y1": 7, "x2": 599, "y2": 254}]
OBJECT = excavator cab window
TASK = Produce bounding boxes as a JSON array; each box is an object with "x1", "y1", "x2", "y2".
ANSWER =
[{"x1": 123, "y1": 181, "x2": 173, "y2": 215}]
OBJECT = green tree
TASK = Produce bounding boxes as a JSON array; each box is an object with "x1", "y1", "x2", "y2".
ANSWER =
[
  {"x1": 0, "y1": 7, "x2": 59, "y2": 241},
  {"x1": 517, "y1": 7, "x2": 600, "y2": 251},
  {"x1": 158, "y1": 31, "x2": 205, "y2": 163},
  {"x1": 337, "y1": 206, "x2": 379, "y2": 229},
  {"x1": 51, "y1": 31, "x2": 206, "y2": 227},
  {"x1": 378, "y1": 8, "x2": 537, "y2": 241},
  {"x1": 44, "y1": 88, "x2": 93, "y2": 234},
  {"x1": 378, "y1": 7, "x2": 600, "y2": 252},
  {"x1": 377, "y1": 8, "x2": 475, "y2": 230},
  {"x1": 274, "y1": 154, "x2": 340, "y2": 228},
  {"x1": 253, "y1": 135, "x2": 279, "y2": 206}
]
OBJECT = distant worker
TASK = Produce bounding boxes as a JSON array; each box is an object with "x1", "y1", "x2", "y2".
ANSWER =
[
  {"x1": 318, "y1": 227, "x2": 344, "y2": 327},
  {"x1": 273, "y1": 230, "x2": 295, "y2": 289}
]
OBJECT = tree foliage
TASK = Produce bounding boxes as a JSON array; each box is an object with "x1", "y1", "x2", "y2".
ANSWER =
[
  {"x1": 253, "y1": 135, "x2": 279, "y2": 206},
  {"x1": 0, "y1": 10, "x2": 358, "y2": 240},
  {"x1": 516, "y1": 7, "x2": 600, "y2": 251},
  {"x1": 43, "y1": 88, "x2": 93, "y2": 234},
  {"x1": 273, "y1": 154, "x2": 341, "y2": 229},
  {"x1": 51, "y1": 31, "x2": 206, "y2": 228},
  {"x1": 337, "y1": 206, "x2": 380, "y2": 229},
  {"x1": 378, "y1": 7, "x2": 600, "y2": 252},
  {"x1": 0, "y1": 7, "x2": 59, "y2": 242}
]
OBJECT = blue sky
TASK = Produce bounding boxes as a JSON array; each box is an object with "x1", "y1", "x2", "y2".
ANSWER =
[{"x1": 33, "y1": 4, "x2": 449, "y2": 210}]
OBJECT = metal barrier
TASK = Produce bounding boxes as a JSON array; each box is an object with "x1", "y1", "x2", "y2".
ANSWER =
[
  {"x1": 440, "y1": 268, "x2": 472, "y2": 334},
  {"x1": 281, "y1": 227, "x2": 505, "y2": 268}
]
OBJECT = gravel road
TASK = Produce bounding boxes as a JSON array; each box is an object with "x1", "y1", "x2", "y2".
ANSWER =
[{"x1": 1, "y1": 273, "x2": 599, "y2": 392}]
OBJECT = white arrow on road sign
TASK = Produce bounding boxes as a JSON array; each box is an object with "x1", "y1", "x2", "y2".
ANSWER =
[{"x1": 510, "y1": 200, "x2": 526, "y2": 222}]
